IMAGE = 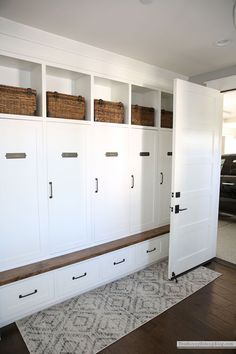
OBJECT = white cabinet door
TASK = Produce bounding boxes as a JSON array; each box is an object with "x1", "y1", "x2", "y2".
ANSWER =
[
  {"x1": 92, "y1": 125, "x2": 130, "y2": 242},
  {"x1": 159, "y1": 130, "x2": 172, "y2": 225},
  {"x1": 47, "y1": 122, "x2": 89, "y2": 253},
  {"x1": 168, "y1": 79, "x2": 223, "y2": 279},
  {"x1": 130, "y1": 129, "x2": 158, "y2": 233},
  {"x1": 0, "y1": 119, "x2": 43, "y2": 270}
]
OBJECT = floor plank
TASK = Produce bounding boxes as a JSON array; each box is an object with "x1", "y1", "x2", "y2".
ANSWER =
[{"x1": 0, "y1": 261, "x2": 235, "y2": 354}]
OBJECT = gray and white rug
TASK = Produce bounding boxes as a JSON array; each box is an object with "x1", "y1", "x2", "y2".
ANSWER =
[{"x1": 17, "y1": 260, "x2": 221, "y2": 354}]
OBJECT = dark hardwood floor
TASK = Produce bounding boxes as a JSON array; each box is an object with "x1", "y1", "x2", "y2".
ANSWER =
[{"x1": 0, "y1": 261, "x2": 235, "y2": 354}]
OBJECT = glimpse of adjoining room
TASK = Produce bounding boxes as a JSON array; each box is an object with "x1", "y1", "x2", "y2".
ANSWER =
[{"x1": 218, "y1": 90, "x2": 236, "y2": 264}]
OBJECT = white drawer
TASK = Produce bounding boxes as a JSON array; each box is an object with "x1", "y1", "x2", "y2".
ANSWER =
[
  {"x1": 101, "y1": 246, "x2": 136, "y2": 280},
  {"x1": 54, "y1": 258, "x2": 100, "y2": 298},
  {"x1": 135, "y1": 237, "x2": 162, "y2": 266},
  {"x1": 0, "y1": 272, "x2": 54, "y2": 322}
]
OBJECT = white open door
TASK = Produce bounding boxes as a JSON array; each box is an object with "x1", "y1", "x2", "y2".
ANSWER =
[{"x1": 168, "y1": 79, "x2": 223, "y2": 279}]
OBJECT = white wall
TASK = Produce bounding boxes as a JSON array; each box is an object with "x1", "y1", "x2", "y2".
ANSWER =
[
  {"x1": 222, "y1": 125, "x2": 236, "y2": 154},
  {"x1": 0, "y1": 17, "x2": 187, "y2": 92}
]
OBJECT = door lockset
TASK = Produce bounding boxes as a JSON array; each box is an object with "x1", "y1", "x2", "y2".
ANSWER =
[{"x1": 175, "y1": 205, "x2": 188, "y2": 214}]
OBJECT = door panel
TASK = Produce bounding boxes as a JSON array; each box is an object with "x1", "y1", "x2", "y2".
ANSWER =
[
  {"x1": 92, "y1": 125, "x2": 130, "y2": 242},
  {"x1": 47, "y1": 122, "x2": 88, "y2": 253},
  {"x1": 0, "y1": 119, "x2": 43, "y2": 269},
  {"x1": 168, "y1": 79, "x2": 223, "y2": 279},
  {"x1": 159, "y1": 131, "x2": 172, "y2": 224},
  {"x1": 130, "y1": 129, "x2": 158, "y2": 233}
]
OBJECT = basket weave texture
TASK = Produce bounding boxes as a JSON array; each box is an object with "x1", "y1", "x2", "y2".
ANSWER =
[
  {"x1": 0, "y1": 84, "x2": 37, "y2": 116},
  {"x1": 131, "y1": 105, "x2": 155, "y2": 126},
  {"x1": 94, "y1": 99, "x2": 125, "y2": 123},
  {"x1": 47, "y1": 91, "x2": 85, "y2": 120},
  {"x1": 161, "y1": 109, "x2": 173, "y2": 128}
]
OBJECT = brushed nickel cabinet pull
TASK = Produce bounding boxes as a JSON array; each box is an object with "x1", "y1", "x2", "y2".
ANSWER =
[
  {"x1": 105, "y1": 152, "x2": 118, "y2": 157},
  {"x1": 19, "y1": 289, "x2": 37, "y2": 299},
  {"x1": 61, "y1": 152, "x2": 78, "y2": 158},
  {"x1": 5, "y1": 153, "x2": 26, "y2": 159}
]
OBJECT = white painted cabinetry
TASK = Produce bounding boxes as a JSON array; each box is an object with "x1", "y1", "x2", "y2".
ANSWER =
[
  {"x1": 92, "y1": 125, "x2": 130, "y2": 242},
  {"x1": 0, "y1": 233, "x2": 169, "y2": 327},
  {"x1": 0, "y1": 119, "x2": 44, "y2": 270},
  {"x1": 158, "y1": 130, "x2": 172, "y2": 225},
  {"x1": 0, "y1": 273, "x2": 54, "y2": 324},
  {"x1": 0, "y1": 52, "x2": 173, "y2": 328},
  {"x1": 130, "y1": 129, "x2": 158, "y2": 233},
  {"x1": 46, "y1": 122, "x2": 89, "y2": 254}
]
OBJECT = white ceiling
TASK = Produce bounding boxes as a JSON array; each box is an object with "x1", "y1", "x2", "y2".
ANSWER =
[{"x1": 0, "y1": 0, "x2": 236, "y2": 76}]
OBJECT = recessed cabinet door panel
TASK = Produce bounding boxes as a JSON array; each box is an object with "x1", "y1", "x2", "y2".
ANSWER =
[
  {"x1": 159, "y1": 131, "x2": 172, "y2": 224},
  {"x1": 47, "y1": 123, "x2": 88, "y2": 253},
  {"x1": 130, "y1": 129, "x2": 158, "y2": 233},
  {"x1": 92, "y1": 126, "x2": 130, "y2": 242},
  {"x1": 0, "y1": 119, "x2": 43, "y2": 269}
]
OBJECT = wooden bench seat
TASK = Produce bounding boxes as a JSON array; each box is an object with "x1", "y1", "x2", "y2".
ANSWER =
[{"x1": 0, "y1": 225, "x2": 169, "y2": 286}]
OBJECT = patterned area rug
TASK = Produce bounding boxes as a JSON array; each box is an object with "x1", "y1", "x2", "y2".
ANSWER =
[{"x1": 17, "y1": 260, "x2": 220, "y2": 354}]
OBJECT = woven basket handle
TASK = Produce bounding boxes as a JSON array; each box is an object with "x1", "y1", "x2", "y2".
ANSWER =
[
  {"x1": 27, "y1": 88, "x2": 34, "y2": 95},
  {"x1": 98, "y1": 99, "x2": 104, "y2": 105},
  {"x1": 78, "y1": 95, "x2": 83, "y2": 102},
  {"x1": 53, "y1": 91, "x2": 59, "y2": 99}
]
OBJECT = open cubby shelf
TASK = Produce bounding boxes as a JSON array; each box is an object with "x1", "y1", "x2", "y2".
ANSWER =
[
  {"x1": 0, "y1": 54, "x2": 172, "y2": 129},
  {"x1": 0, "y1": 55, "x2": 43, "y2": 116},
  {"x1": 131, "y1": 85, "x2": 160, "y2": 127},
  {"x1": 161, "y1": 91, "x2": 173, "y2": 129}
]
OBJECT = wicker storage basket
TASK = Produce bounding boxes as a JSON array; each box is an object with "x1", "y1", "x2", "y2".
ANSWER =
[
  {"x1": 161, "y1": 109, "x2": 173, "y2": 128},
  {"x1": 47, "y1": 91, "x2": 86, "y2": 120},
  {"x1": 131, "y1": 105, "x2": 155, "y2": 126},
  {"x1": 94, "y1": 99, "x2": 125, "y2": 124},
  {"x1": 0, "y1": 84, "x2": 37, "y2": 116}
]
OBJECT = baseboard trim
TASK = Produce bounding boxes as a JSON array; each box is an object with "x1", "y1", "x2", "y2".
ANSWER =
[{"x1": 214, "y1": 257, "x2": 236, "y2": 270}]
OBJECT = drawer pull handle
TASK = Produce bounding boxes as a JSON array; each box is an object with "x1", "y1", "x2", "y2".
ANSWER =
[
  {"x1": 146, "y1": 247, "x2": 156, "y2": 254},
  {"x1": 95, "y1": 178, "x2": 99, "y2": 193},
  {"x1": 131, "y1": 175, "x2": 134, "y2": 189},
  {"x1": 72, "y1": 272, "x2": 87, "y2": 280},
  {"x1": 19, "y1": 289, "x2": 37, "y2": 299},
  {"x1": 49, "y1": 182, "x2": 53, "y2": 199},
  {"x1": 160, "y1": 172, "x2": 164, "y2": 185},
  {"x1": 114, "y1": 258, "x2": 125, "y2": 266}
]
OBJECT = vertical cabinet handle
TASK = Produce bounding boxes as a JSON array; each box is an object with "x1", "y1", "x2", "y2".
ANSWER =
[
  {"x1": 95, "y1": 178, "x2": 98, "y2": 193},
  {"x1": 160, "y1": 172, "x2": 164, "y2": 185},
  {"x1": 131, "y1": 175, "x2": 134, "y2": 189},
  {"x1": 49, "y1": 182, "x2": 53, "y2": 199}
]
